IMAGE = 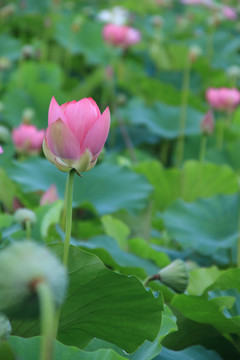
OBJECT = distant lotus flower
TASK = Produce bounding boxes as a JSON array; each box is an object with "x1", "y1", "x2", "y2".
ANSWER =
[
  {"x1": 206, "y1": 88, "x2": 240, "y2": 112},
  {"x1": 201, "y1": 110, "x2": 215, "y2": 135},
  {"x1": 97, "y1": 6, "x2": 129, "y2": 25},
  {"x1": 0, "y1": 145, "x2": 3, "y2": 154},
  {"x1": 40, "y1": 185, "x2": 59, "y2": 206},
  {"x1": 43, "y1": 96, "x2": 110, "y2": 173},
  {"x1": 222, "y1": 6, "x2": 237, "y2": 21},
  {"x1": 102, "y1": 24, "x2": 141, "y2": 48},
  {"x1": 12, "y1": 123, "x2": 45, "y2": 155}
]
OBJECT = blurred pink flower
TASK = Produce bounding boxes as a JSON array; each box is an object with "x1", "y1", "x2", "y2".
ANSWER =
[
  {"x1": 40, "y1": 184, "x2": 59, "y2": 206},
  {"x1": 222, "y1": 6, "x2": 237, "y2": 21},
  {"x1": 102, "y1": 24, "x2": 141, "y2": 48},
  {"x1": 206, "y1": 88, "x2": 240, "y2": 112},
  {"x1": 43, "y1": 96, "x2": 110, "y2": 173},
  {"x1": 201, "y1": 110, "x2": 214, "y2": 135},
  {"x1": 0, "y1": 145, "x2": 3, "y2": 154},
  {"x1": 12, "y1": 124, "x2": 45, "y2": 155}
]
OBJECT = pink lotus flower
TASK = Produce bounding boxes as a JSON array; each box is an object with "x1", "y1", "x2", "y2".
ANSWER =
[
  {"x1": 0, "y1": 145, "x2": 3, "y2": 154},
  {"x1": 201, "y1": 110, "x2": 214, "y2": 135},
  {"x1": 12, "y1": 124, "x2": 45, "y2": 155},
  {"x1": 43, "y1": 97, "x2": 110, "y2": 173},
  {"x1": 222, "y1": 6, "x2": 237, "y2": 21},
  {"x1": 102, "y1": 24, "x2": 141, "y2": 48},
  {"x1": 40, "y1": 184, "x2": 59, "y2": 206},
  {"x1": 206, "y1": 88, "x2": 240, "y2": 112}
]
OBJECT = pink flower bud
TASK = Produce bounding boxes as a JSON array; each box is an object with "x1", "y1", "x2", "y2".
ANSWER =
[
  {"x1": 206, "y1": 87, "x2": 240, "y2": 112},
  {"x1": 43, "y1": 96, "x2": 111, "y2": 173},
  {"x1": 0, "y1": 145, "x2": 3, "y2": 154},
  {"x1": 102, "y1": 23, "x2": 141, "y2": 48},
  {"x1": 40, "y1": 185, "x2": 59, "y2": 206},
  {"x1": 12, "y1": 123, "x2": 45, "y2": 155},
  {"x1": 201, "y1": 110, "x2": 214, "y2": 135},
  {"x1": 222, "y1": 6, "x2": 237, "y2": 21}
]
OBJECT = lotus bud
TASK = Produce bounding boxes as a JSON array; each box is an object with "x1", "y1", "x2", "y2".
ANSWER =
[
  {"x1": 14, "y1": 208, "x2": 36, "y2": 226},
  {"x1": 0, "y1": 146, "x2": 3, "y2": 154},
  {"x1": 40, "y1": 185, "x2": 59, "y2": 206},
  {"x1": 0, "y1": 241, "x2": 68, "y2": 317},
  {"x1": 189, "y1": 45, "x2": 202, "y2": 63},
  {"x1": 201, "y1": 110, "x2": 215, "y2": 135},
  {"x1": 12, "y1": 123, "x2": 45, "y2": 155},
  {"x1": 159, "y1": 259, "x2": 189, "y2": 293},
  {"x1": 43, "y1": 96, "x2": 110, "y2": 174},
  {"x1": 0, "y1": 313, "x2": 11, "y2": 340},
  {"x1": 0, "y1": 125, "x2": 10, "y2": 143},
  {"x1": 22, "y1": 108, "x2": 35, "y2": 123}
]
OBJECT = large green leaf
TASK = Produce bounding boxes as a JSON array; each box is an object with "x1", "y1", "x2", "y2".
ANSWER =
[
  {"x1": 85, "y1": 305, "x2": 177, "y2": 360},
  {"x1": 162, "y1": 194, "x2": 239, "y2": 259},
  {"x1": 155, "y1": 345, "x2": 223, "y2": 360},
  {"x1": 7, "y1": 158, "x2": 152, "y2": 214},
  {"x1": 134, "y1": 160, "x2": 238, "y2": 212},
  {"x1": 11, "y1": 245, "x2": 163, "y2": 353},
  {"x1": 8, "y1": 336, "x2": 126, "y2": 360},
  {"x1": 122, "y1": 98, "x2": 204, "y2": 139}
]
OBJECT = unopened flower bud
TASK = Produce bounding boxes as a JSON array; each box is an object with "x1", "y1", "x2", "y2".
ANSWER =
[
  {"x1": 22, "y1": 108, "x2": 35, "y2": 123},
  {"x1": 0, "y1": 313, "x2": 11, "y2": 340},
  {"x1": 40, "y1": 185, "x2": 58, "y2": 206},
  {"x1": 189, "y1": 45, "x2": 202, "y2": 63},
  {"x1": 14, "y1": 208, "x2": 36, "y2": 226},
  {"x1": 0, "y1": 125, "x2": 10, "y2": 143},
  {"x1": 158, "y1": 259, "x2": 189, "y2": 293},
  {"x1": 201, "y1": 110, "x2": 214, "y2": 135},
  {"x1": 0, "y1": 241, "x2": 68, "y2": 317}
]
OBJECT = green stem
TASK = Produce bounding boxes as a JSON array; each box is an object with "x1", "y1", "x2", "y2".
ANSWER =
[
  {"x1": 63, "y1": 169, "x2": 75, "y2": 266},
  {"x1": 35, "y1": 280, "x2": 55, "y2": 360},
  {"x1": 237, "y1": 216, "x2": 240, "y2": 268},
  {"x1": 25, "y1": 220, "x2": 31, "y2": 240},
  {"x1": 216, "y1": 120, "x2": 225, "y2": 150},
  {"x1": 176, "y1": 58, "x2": 191, "y2": 167},
  {"x1": 199, "y1": 135, "x2": 207, "y2": 163}
]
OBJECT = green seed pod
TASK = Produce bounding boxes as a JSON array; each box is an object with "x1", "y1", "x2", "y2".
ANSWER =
[
  {"x1": 0, "y1": 241, "x2": 68, "y2": 318},
  {"x1": 14, "y1": 208, "x2": 36, "y2": 226},
  {"x1": 159, "y1": 259, "x2": 189, "y2": 294}
]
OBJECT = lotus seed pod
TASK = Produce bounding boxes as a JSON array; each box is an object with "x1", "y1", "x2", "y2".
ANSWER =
[
  {"x1": 0, "y1": 241, "x2": 68, "y2": 317},
  {"x1": 14, "y1": 208, "x2": 36, "y2": 225},
  {"x1": 0, "y1": 313, "x2": 11, "y2": 340},
  {"x1": 159, "y1": 259, "x2": 189, "y2": 293},
  {"x1": 0, "y1": 125, "x2": 10, "y2": 143}
]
